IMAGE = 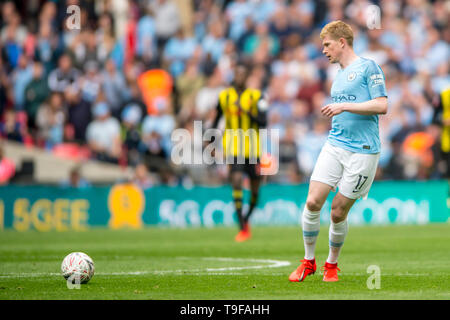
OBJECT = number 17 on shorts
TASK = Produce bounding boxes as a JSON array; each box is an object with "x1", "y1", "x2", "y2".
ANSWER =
[{"x1": 310, "y1": 142, "x2": 380, "y2": 200}]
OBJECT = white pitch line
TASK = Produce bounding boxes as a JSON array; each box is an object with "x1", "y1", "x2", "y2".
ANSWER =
[
  {"x1": 0, "y1": 255, "x2": 440, "y2": 279},
  {"x1": 0, "y1": 272, "x2": 60, "y2": 278},
  {"x1": 202, "y1": 257, "x2": 291, "y2": 272},
  {"x1": 0, "y1": 257, "x2": 291, "y2": 278},
  {"x1": 0, "y1": 272, "x2": 441, "y2": 278}
]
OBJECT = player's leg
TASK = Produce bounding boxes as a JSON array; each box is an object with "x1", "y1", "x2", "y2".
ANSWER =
[
  {"x1": 289, "y1": 181, "x2": 332, "y2": 282},
  {"x1": 328, "y1": 192, "x2": 355, "y2": 257},
  {"x1": 229, "y1": 168, "x2": 245, "y2": 231},
  {"x1": 290, "y1": 143, "x2": 342, "y2": 282},
  {"x1": 322, "y1": 192, "x2": 355, "y2": 282},
  {"x1": 244, "y1": 166, "x2": 261, "y2": 224},
  {"x1": 302, "y1": 143, "x2": 342, "y2": 261},
  {"x1": 233, "y1": 173, "x2": 262, "y2": 242},
  {"x1": 302, "y1": 180, "x2": 333, "y2": 259},
  {"x1": 323, "y1": 150, "x2": 380, "y2": 282}
]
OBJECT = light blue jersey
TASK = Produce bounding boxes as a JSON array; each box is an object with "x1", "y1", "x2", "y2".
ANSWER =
[{"x1": 328, "y1": 57, "x2": 387, "y2": 154}]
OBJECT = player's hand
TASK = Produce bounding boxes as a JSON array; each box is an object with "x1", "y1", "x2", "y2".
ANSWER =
[{"x1": 321, "y1": 103, "x2": 346, "y2": 117}]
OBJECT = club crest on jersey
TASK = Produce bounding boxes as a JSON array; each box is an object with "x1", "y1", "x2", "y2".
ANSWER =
[{"x1": 347, "y1": 72, "x2": 357, "y2": 81}]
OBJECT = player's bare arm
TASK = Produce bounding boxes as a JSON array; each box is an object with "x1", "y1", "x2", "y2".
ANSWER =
[{"x1": 321, "y1": 97, "x2": 388, "y2": 117}]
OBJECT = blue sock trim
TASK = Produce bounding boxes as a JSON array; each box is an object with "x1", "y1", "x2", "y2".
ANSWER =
[
  {"x1": 329, "y1": 240, "x2": 344, "y2": 247},
  {"x1": 303, "y1": 230, "x2": 319, "y2": 237}
]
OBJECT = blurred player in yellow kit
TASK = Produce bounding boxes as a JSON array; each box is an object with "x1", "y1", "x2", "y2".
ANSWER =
[{"x1": 210, "y1": 64, "x2": 268, "y2": 242}]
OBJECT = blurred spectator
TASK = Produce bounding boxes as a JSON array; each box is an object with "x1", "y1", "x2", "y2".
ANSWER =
[
  {"x1": 0, "y1": 0, "x2": 448, "y2": 184},
  {"x1": 140, "y1": 97, "x2": 175, "y2": 170},
  {"x1": 136, "y1": 6, "x2": 157, "y2": 66},
  {"x1": 269, "y1": 8, "x2": 296, "y2": 50},
  {"x1": 0, "y1": 61, "x2": 8, "y2": 116},
  {"x1": 176, "y1": 59, "x2": 205, "y2": 122},
  {"x1": 1, "y1": 12, "x2": 27, "y2": 70},
  {"x1": 86, "y1": 102, "x2": 122, "y2": 164},
  {"x1": 39, "y1": 1, "x2": 57, "y2": 31},
  {"x1": 36, "y1": 92, "x2": 65, "y2": 149},
  {"x1": 417, "y1": 27, "x2": 449, "y2": 74},
  {"x1": 132, "y1": 162, "x2": 154, "y2": 190},
  {"x1": 48, "y1": 53, "x2": 80, "y2": 93},
  {"x1": 216, "y1": 40, "x2": 237, "y2": 82},
  {"x1": 121, "y1": 103, "x2": 143, "y2": 166},
  {"x1": 163, "y1": 28, "x2": 197, "y2": 77},
  {"x1": 70, "y1": 30, "x2": 102, "y2": 70},
  {"x1": 225, "y1": 0, "x2": 253, "y2": 42},
  {"x1": 402, "y1": 129, "x2": 437, "y2": 180},
  {"x1": 383, "y1": 137, "x2": 406, "y2": 180},
  {"x1": 24, "y1": 62, "x2": 49, "y2": 130},
  {"x1": 0, "y1": 144, "x2": 16, "y2": 184},
  {"x1": 296, "y1": 117, "x2": 329, "y2": 176},
  {"x1": 79, "y1": 60, "x2": 101, "y2": 103},
  {"x1": 65, "y1": 86, "x2": 92, "y2": 143},
  {"x1": 242, "y1": 22, "x2": 280, "y2": 58},
  {"x1": 60, "y1": 166, "x2": 91, "y2": 189},
  {"x1": 252, "y1": 0, "x2": 279, "y2": 24},
  {"x1": 151, "y1": 0, "x2": 181, "y2": 50},
  {"x1": 34, "y1": 21, "x2": 62, "y2": 75},
  {"x1": 119, "y1": 80, "x2": 146, "y2": 120},
  {"x1": 201, "y1": 20, "x2": 226, "y2": 63},
  {"x1": 195, "y1": 68, "x2": 224, "y2": 120},
  {"x1": 101, "y1": 58, "x2": 128, "y2": 116},
  {"x1": 95, "y1": 13, "x2": 116, "y2": 66},
  {"x1": 11, "y1": 54, "x2": 33, "y2": 110},
  {"x1": 1, "y1": 1, "x2": 17, "y2": 29},
  {"x1": 0, "y1": 109, "x2": 24, "y2": 143}
]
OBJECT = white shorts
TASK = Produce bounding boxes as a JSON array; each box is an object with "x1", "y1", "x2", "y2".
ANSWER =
[{"x1": 310, "y1": 142, "x2": 380, "y2": 200}]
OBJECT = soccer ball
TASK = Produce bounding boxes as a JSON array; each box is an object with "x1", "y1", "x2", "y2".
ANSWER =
[{"x1": 61, "y1": 252, "x2": 95, "y2": 284}]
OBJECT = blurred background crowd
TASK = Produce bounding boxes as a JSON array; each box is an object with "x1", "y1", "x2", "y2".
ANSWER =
[{"x1": 0, "y1": 0, "x2": 449, "y2": 187}]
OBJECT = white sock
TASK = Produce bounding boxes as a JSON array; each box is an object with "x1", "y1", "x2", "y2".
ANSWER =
[
  {"x1": 302, "y1": 206, "x2": 321, "y2": 260},
  {"x1": 327, "y1": 219, "x2": 348, "y2": 264}
]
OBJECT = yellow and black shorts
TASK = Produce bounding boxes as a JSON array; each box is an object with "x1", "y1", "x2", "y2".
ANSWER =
[{"x1": 229, "y1": 157, "x2": 260, "y2": 180}]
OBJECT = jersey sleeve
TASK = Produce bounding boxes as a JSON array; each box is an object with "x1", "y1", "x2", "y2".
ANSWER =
[{"x1": 365, "y1": 61, "x2": 388, "y2": 99}]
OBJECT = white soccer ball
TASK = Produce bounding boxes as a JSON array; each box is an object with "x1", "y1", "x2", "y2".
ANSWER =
[{"x1": 61, "y1": 252, "x2": 95, "y2": 284}]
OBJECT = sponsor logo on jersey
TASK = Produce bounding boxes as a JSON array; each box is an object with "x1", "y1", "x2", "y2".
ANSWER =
[{"x1": 332, "y1": 94, "x2": 357, "y2": 102}]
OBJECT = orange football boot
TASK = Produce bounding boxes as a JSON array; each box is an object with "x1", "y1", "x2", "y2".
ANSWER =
[
  {"x1": 289, "y1": 259, "x2": 316, "y2": 282},
  {"x1": 235, "y1": 223, "x2": 251, "y2": 242},
  {"x1": 322, "y1": 262, "x2": 340, "y2": 282}
]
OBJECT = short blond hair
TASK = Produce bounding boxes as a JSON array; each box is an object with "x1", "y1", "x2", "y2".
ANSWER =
[{"x1": 320, "y1": 20, "x2": 354, "y2": 47}]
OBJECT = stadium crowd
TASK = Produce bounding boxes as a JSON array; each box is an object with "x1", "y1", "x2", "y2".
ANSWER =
[{"x1": 0, "y1": 0, "x2": 449, "y2": 186}]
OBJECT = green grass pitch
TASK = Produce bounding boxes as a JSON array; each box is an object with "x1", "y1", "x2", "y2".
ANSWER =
[{"x1": 0, "y1": 224, "x2": 449, "y2": 300}]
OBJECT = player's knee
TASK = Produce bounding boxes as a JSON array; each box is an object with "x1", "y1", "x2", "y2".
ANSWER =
[
  {"x1": 330, "y1": 206, "x2": 347, "y2": 223},
  {"x1": 230, "y1": 174, "x2": 242, "y2": 188},
  {"x1": 231, "y1": 181, "x2": 240, "y2": 190},
  {"x1": 306, "y1": 198, "x2": 322, "y2": 212}
]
